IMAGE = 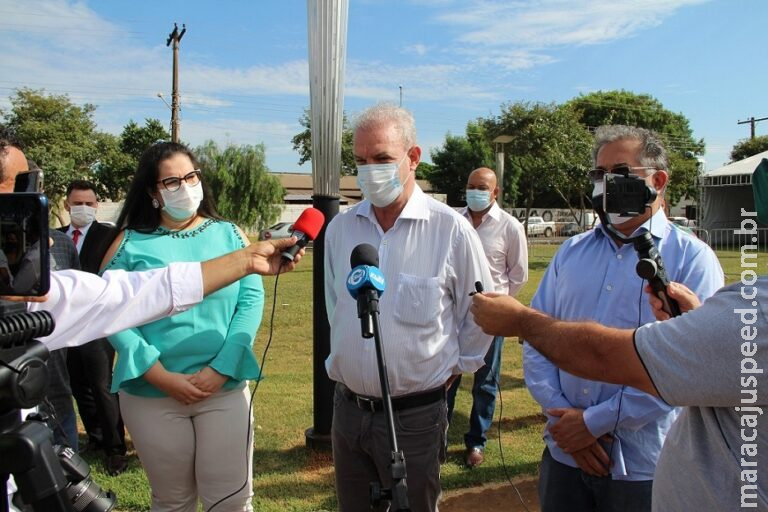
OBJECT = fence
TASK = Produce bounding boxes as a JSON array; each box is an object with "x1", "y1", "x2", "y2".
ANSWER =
[
  {"x1": 526, "y1": 227, "x2": 768, "y2": 260},
  {"x1": 696, "y1": 228, "x2": 768, "y2": 253}
]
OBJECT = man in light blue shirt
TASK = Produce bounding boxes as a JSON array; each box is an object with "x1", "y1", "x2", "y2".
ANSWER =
[{"x1": 524, "y1": 125, "x2": 724, "y2": 511}]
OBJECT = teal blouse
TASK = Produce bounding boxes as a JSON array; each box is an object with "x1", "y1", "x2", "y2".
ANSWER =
[{"x1": 103, "y1": 219, "x2": 264, "y2": 397}]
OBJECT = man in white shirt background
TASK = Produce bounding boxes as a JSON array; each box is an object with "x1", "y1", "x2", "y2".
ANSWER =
[
  {"x1": 324, "y1": 103, "x2": 494, "y2": 512},
  {"x1": 447, "y1": 167, "x2": 528, "y2": 468}
]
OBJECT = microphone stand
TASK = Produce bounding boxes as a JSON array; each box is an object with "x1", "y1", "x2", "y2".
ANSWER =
[{"x1": 357, "y1": 289, "x2": 410, "y2": 512}]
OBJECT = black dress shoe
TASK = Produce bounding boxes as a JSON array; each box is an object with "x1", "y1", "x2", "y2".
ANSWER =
[
  {"x1": 106, "y1": 454, "x2": 128, "y2": 476},
  {"x1": 80, "y1": 439, "x2": 102, "y2": 454}
]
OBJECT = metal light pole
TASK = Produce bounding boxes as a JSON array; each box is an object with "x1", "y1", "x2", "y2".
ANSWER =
[
  {"x1": 493, "y1": 135, "x2": 513, "y2": 208},
  {"x1": 305, "y1": 0, "x2": 349, "y2": 451}
]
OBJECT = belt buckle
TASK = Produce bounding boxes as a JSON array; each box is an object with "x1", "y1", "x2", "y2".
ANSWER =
[{"x1": 355, "y1": 395, "x2": 377, "y2": 412}]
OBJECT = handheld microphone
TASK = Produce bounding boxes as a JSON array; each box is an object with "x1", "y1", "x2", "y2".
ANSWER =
[
  {"x1": 633, "y1": 232, "x2": 681, "y2": 317},
  {"x1": 281, "y1": 207, "x2": 325, "y2": 261},
  {"x1": 346, "y1": 243, "x2": 385, "y2": 338}
]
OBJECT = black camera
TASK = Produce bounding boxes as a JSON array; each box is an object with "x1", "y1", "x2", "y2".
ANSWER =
[
  {"x1": 602, "y1": 172, "x2": 657, "y2": 217},
  {"x1": 1, "y1": 193, "x2": 116, "y2": 511}
]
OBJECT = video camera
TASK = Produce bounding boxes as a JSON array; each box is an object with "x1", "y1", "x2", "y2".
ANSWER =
[
  {"x1": 592, "y1": 173, "x2": 681, "y2": 317},
  {"x1": 0, "y1": 193, "x2": 115, "y2": 512},
  {"x1": 600, "y1": 172, "x2": 657, "y2": 218}
]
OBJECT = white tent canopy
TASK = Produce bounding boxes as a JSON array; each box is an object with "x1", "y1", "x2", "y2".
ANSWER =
[{"x1": 702, "y1": 149, "x2": 768, "y2": 187}]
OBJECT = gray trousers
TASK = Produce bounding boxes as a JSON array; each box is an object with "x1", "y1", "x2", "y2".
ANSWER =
[
  {"x1": 332, "y1": 383, "x2": 448, "y2": 512},
  {"x1": 120, "y1": 385, "x2": 253, "y2": 512}
]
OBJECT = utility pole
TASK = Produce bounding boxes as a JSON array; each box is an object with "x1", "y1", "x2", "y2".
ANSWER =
[
  {"x1": 399, "y1": 85, "x2": 403, "y2": 107},
  {"x1": 166, "y1": 23, "x2": 186, "y2": 143},
  {"x1": 737, "y1": 116, "x2": 768, "y2": 140}
]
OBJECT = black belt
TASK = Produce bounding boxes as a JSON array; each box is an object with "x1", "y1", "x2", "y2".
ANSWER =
[{"x1": 340, "y1": 383, "x2": 445, "y2": 413}]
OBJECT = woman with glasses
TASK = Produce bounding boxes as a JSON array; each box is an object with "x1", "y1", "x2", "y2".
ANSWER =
[{"x1": 100, "y1": 141, "x2": 263, "y2": 511}]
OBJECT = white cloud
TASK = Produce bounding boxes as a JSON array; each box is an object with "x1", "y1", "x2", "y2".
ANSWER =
[
  {"x1": 431, "y1": 0, "x2": 709, "y2": 69},
  {"x1": 345, "y1": 61, "x2": 504, "y2": 104},
  {"x1": 0, "y1": 0, "x2": 310, "y2": 108},
  {"x1": 182, "y1": 94, "x2": 234, "y2": 109},
  {"x1": 402, "y1": 43, "x2": 430, "y2": 56},
  {"x1": 178, "y1": 117, "x2": 303, "y2": 170}
]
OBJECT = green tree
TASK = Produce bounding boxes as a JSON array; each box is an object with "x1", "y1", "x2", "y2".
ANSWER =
[
  {"x1": 120, "y1": 119, "x2": 170, "y2": 160},
  {"x1": 2, "y1": 88, "x2": 101, "y2": 220},
  {"x1": 291, "y1": 108, "x2": 356, "y2": 175},
  {"x1": 95, "y1": 119, "x2": 170, "y2": 200},
  {"x1": 91, "y1": 131, "x2": 134, "y2": 201},
  {"x1": 196, "y1": 141, "x2": 284, "y2": 232},
  {"x1": 429, "y1": 121, "x2": 494, "y2": 205},
  {"x1": 481, "y1": 102, "x2": 593, "y2": 224},
  {"x1": 730, "y1": 135, "x2": 768, "y2": 162},
  {"x1": 415, "y1": 161, "x2": 435, "y2": 180},
  {"x1": 567, "y1": 90, "x2": 705, "y2": 204}
]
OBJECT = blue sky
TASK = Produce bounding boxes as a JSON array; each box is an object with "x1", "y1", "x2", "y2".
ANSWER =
[{"x1": 1, "y1": 0, "x2": 765, "y2": 175}]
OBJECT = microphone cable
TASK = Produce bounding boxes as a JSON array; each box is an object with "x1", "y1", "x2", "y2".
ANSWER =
[
  {"x1": 493, "y1": 370, "x2": 533, "y2": 512},
  {"x1": 206, "y1": 258, "x2": 287, "y2": 512}
]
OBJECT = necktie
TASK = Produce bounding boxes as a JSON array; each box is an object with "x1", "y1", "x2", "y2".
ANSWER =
[{"x1": 72, "y1": 229, "x2": 81, "y2": 246}]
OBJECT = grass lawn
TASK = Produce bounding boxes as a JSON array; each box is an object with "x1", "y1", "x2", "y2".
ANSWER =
[{"x1": 82, "y1": 243, "x2": 765, "y2": 511}]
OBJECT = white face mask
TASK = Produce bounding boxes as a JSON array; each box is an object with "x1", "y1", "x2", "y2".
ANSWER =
[
  {"x1": 69, "y1": 204, "x2": 96, "y2": 227},
  {"x1": 356, "y1": 155, "x2": 408, "y2": 208},
  {"x1": 159, "y1": 182, "x2": 204, "y2": 221}
]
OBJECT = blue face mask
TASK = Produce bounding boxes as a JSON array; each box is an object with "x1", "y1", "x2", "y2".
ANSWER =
[
  {"x1": 356, "y1": 156, "x2": 407, "y2": 207},
  {"x1": 466, "y1": 189, "x2": 492, "y2": 212}
]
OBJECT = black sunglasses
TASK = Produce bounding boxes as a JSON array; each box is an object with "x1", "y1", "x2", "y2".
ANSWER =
[{"x1": 588, "y1": 165, "x2": 657, "y2": 182}]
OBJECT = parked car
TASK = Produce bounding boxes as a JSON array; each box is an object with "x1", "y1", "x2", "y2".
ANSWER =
[
  {"x1": 670, "y1": 217, "x2": 697, "y2": 228},
  {"x1": 259, "y1": 222, "x2": 294, "y2": 241},
  {"x1": 525, "y1": 216, "x2": 556, "y2": 237},
  {"x1": 560, "y1": 222, "x2": 582, "y2": 237}
]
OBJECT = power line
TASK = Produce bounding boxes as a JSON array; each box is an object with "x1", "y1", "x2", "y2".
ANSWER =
[
  {"x1": 0, "y1": 9, "x2": 142, "y2": 22},
  {"x1": 737, "y1": 116, "x2": 768, "y2": 140},
  {"x1": 0, "y1": 21, "x2": 147, "y2": 36}
]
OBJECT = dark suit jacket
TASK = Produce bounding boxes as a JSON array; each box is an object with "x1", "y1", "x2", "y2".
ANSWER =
[{"x1": 58, "y1": 221, "x2": 115, "y2": 274}]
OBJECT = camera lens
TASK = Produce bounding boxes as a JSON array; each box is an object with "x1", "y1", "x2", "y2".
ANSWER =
[
  {"x1": 56, "y1": 445, "x2": 117, "y2": 512},
  {"x1": 66, "y1": 476, "x2": 117, "y2": 512}
]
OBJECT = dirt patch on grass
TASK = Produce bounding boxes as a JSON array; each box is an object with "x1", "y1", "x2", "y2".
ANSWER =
[{"x1": 439, "y1": 477, "x2": 540, "y2": 512}]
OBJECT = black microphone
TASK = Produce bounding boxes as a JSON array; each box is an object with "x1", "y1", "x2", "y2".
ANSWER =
[
  {"x1": 633, "y1": 232, "x2": 681, "y2": 317},
  {"x1": 346, "y1": 243, "x2": 386, "y2": 338}
]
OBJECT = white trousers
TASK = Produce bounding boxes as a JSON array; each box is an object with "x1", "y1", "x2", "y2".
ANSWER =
[{"x1": 120, "y1": 384, "x2": 254, "y2": 512}]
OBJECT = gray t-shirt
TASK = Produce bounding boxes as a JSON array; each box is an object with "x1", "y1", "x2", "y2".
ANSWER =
[{"x1": 635, "y1": 277, "x2": 767, "y2": 511}]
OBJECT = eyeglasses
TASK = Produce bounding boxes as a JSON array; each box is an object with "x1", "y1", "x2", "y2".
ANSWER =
[
  {"x1": 588, "y1": 165, "x2": 657, "y2": 182},
  {"x1": 157, "y1": 170, "x2": 201, "y2": 192}
]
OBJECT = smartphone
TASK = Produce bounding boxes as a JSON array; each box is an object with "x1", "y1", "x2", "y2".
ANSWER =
[
  {"x1": 14, "y1": 170, "x2": 44, "y2": 193},
  {"x1": 0, "y1": 193, "x2": 50, "y2": 296}
]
